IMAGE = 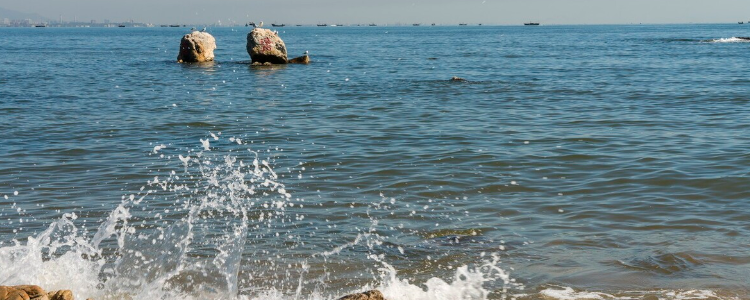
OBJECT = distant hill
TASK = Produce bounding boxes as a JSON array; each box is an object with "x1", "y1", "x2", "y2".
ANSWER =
[{"x1": 0, "y1": 7, "x2": 50, "y2": 21}]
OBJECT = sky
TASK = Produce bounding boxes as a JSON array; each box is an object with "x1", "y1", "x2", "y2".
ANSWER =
[{"x1": 2, "y1": 0, "x2": 750, "y2": 25}]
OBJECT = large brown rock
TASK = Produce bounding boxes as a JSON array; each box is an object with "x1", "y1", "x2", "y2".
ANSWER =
[
  {"x1": 338, "y1": 290, "x2": 386, "y2": 300},
  {"x1": 0, "y1": 285, "x2": 50, "y2": 300},
  {"x1": 0, "y1": 286, "x2": 77, "y2": 300},
  {"x1": 0, "y1": 286, "x2": 30, "y2": 300},
  {"x1": 177, "y1": 31, "x2": 217, "y2": 63},
  {"x1": 246, "y1": 28, "x2": 288, "y2": 64},
  {"x1": 13, "y1": 286, "x2": 46, "y2": 300}
]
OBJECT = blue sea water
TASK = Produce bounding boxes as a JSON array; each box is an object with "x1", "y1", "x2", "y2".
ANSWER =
[{"x1": 0, "y1": 24, "x2": 749, "y2": 299}]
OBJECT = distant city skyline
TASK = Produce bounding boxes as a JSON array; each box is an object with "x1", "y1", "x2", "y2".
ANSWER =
[{"x1": 2, "y1": 0, "x2": 750, "y2": 25}]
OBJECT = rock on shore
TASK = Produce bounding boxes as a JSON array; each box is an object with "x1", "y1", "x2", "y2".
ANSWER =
[
  {"x1": 246, "y1": 28, "x2": 288, "y2": 64},
  {"x1": 338, "y1": 290, "x2": 386, "y2": 300},
  {"x1": 0, "y1": 286, "x2": 75, "y2": 300},
  {"x1": 177, "y1": 31, "x2": 217, "y2": 63}
]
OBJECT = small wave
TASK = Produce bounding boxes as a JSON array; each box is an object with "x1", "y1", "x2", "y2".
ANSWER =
[
  {"x1": 705, "y1": 37, "x2": 750, "y2": 43},
  {"x1": 613, "y1": 252, "x2": 703, "y2": 275}
]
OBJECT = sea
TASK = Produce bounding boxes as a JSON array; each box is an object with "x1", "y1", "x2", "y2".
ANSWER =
[{"x1": 0, "y1": 24, "x2": 749, "y2": 300}]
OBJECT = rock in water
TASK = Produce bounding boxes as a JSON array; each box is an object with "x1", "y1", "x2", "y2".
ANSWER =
[
  {"x1": 287, "y1": 54, "x2": 310, "y2": 64},
  {"x1": 177, "y1": 31, "x2": 217, "y2": 63},
  {"x1": 338, "y1": 290, "x2": 386, "y2": 300},
  {"x1": 246, "y1": 28, "x2": 288, "y2": 64}
]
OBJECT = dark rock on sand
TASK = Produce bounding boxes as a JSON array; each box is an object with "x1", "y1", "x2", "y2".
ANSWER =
[
  {"x1": 247, "y1": 28, "x2": 288, "y2": 64},
  {"x1": 338, "y1": 290, "x2": 386, "y2": 300},
  {"x1": 177, "y1": 31, "x2": 217, "y2": 63}
]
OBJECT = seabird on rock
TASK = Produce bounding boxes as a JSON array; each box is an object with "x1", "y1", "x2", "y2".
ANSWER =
[
  {"x1": 201, "y1": 27, "x2": 206, "y2": 32},
  {"x1": 190, "y1": 27, "x2": 196, "y2": 31},
  {"x1": 258, "y1": 21, "x2": 263, "y2": 28},
  {"x1": 305, "y1": 50, "x2": 309, "y2": 56}
]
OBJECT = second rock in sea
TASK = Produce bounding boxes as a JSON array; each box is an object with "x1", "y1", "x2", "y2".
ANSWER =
[{"x1": 246, "y1": 28, "x2": 288, "y2": 64}]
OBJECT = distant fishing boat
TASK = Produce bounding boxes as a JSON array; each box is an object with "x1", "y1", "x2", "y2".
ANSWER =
[
  {"x1": 271, "y1": 23, "x2": 285, "y2": 27},
  {"x1": 739, "y1": 21, "x2": 745, "y2": 24},
  {"x1": 35, "y1": 24, "x2": 47, "y2": 27},
  {"x1": 413, "y1": 23, "x2": 420, "y2": 26},
  {"x1": 118, "y1": 24, "x2": 126, "y2": 27},
  {"x1": 459, "y1": 23, "x2": 468, "y2": 26},
  {"x1": 369, "y1": 23, "x2": 377, "y2": 26},
  {"x1": 431, "y1": 23, "x2": 436, "y2": 26},
  {"x1": 317, "y1": 24, "x2": 328, "y2": 27},
  {"x1": 160, "y1": 25, "x2": 168, "y2": 27},
  {"x1": 335, "y1": 24, "x2": 344, "y2": 26},
  {"x1": 524, "y1": 22, "x2": 540, "y2": 26},
  {"x1": 169, "y1": 24, "x2": 181, "y2": 27}
]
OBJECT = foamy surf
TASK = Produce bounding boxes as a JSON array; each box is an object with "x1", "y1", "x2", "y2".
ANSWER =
[
  {"x1": 706, "y1": 37, "x2": 750, "y2": 43},
  {"x1": 0, "y1": 134, "x2": 517, "y2": 300},
  {"x1": 515, "y1": 286, "x2": 740, "y2": 300}
]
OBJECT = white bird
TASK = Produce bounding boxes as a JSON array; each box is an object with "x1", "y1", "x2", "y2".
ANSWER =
[
  {"x1": 305, "y1": 50, "x2": 309, "y2": 55},
  {"x1": 258, "y1": 21, "x2": 263, "y2": 28},
  {"x1": 201, "y1": 27, "x2": 206, "y2": 32}
]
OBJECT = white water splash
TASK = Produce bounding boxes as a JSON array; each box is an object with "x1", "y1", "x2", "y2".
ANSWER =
[
  {"x1": 378, "y1": 254, "x2": 514, "y2": 300},
  {"x1": 0, "y1": 134, "x2": 520, "y2": 300}
]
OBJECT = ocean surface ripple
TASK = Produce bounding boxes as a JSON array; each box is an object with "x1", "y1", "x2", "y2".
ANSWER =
[{"x1": 0, "y1": 24, "x2": 748, "y2": 299}]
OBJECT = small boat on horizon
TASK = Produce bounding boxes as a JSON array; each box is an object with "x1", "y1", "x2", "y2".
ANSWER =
[
  {"x1": 271, "y1": 23, "x2": 285, "y2": 27},
  {"x1": 317, "y1": 24, "x2": 328, "y2": 27},
  {"x1": 524, "y1": 22, "x2": 540, "y2": 26},
  {"x1": 369, "y1": 23, "x2": 377, "y2": 26},
  {"x1": 35, "y1": 24, "x2": 47, "y2": 27},
  {"x1": 169, "y1": 24, "x2": 181, "y2": 27},
  {"x1": 739, "y1": 21, "x2": 745, "y2": 24},
  {"x1": 118, "y1": 24, "x2": 126, "y2": 27},
  {"x1": 459, "y1": 23, "x2": 467, "y2": 26},
  {"x1": 413, "y1": 23, "x2": 420, "y2": 26}
]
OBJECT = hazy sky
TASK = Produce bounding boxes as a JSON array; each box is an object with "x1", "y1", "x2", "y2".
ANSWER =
[{"x1": 3, "y1": 0, "x2": 750, "y2": 25}]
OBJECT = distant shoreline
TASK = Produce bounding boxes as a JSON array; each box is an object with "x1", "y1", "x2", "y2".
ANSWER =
[{"x1": 1, "y1": 22, "x2": 747, "y2": 28}]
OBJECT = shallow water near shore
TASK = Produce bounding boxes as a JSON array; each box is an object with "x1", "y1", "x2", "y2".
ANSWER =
[{"x1": 1, "y1": 24, "x2": 749, "y2": 299}]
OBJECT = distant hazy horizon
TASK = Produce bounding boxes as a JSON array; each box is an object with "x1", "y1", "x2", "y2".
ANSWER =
[{"x1": 2, "y1": 0, "x2": 750, "y2": 25}]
